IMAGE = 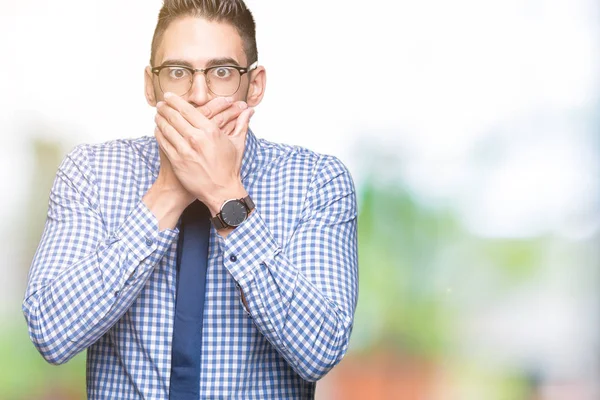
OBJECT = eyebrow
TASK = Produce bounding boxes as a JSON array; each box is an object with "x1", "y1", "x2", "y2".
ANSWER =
[{"x1": 160, "y1": 57, "x2": 242, "y2": 68}]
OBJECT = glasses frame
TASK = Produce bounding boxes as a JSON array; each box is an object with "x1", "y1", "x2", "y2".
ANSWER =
[{"x1": 151, "y1": 61, "x2": 259, "y2": 96}]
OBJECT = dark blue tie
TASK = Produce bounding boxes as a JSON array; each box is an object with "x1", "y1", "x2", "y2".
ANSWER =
[{"x1": 169, "y1": 200, "x2": 210, "y2": 399}]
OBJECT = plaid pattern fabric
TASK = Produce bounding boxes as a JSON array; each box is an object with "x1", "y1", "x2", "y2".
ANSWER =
[{"x1": 23, "y1": 129, "x2": 358, "y2": 399}]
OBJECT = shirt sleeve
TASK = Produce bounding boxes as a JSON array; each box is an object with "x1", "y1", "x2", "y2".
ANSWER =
[
  {"x1": 22, "y1": 144, "x2": 179, "y2": 365},
  {"x1": 217, "y1": 155, "x2": 358, "y2": 382}
]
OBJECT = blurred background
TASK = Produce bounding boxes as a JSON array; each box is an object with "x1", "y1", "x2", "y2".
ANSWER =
[{"x1": 1, "y1": 0, "x2": 599, "y2": 398}]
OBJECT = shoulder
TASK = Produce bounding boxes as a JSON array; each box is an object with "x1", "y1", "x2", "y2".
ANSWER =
[
  {"x1": 255, "y1": 136, "x2": 353, "y2": 188},
  {"x1": 60, "y1": 136, "x2": 157, "y2": 175},
  {"x1": 65, "y1": 136, "x2": 155, "y2": 161}
]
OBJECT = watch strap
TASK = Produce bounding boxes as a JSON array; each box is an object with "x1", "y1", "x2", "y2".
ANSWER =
[
  {"x1": 210, "y1": 213, "x2": 228, "y2": 230},
  {"x1": 241, "y1": 195, "x2": 255, "y2": 213}
]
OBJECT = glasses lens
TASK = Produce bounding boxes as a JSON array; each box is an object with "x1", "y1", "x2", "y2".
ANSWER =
[
  {"x1": 206, "y1": 67, "x2": 242, "y2": 96},
  {"x1": 158, "y1": 67, "x2": 193, "y2": 96}
]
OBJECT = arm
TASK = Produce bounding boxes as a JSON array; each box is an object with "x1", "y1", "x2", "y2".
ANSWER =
[
  {"x1": 220, "y1": 155, "x2": 358, "y2": 382},
  {"x1": 22, "y1": 145, "x2": 179, "y2": 365}
]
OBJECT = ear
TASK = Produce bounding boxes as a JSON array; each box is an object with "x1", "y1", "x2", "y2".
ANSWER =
[
  {"x1": 246, "y1": 66, "x2": 266, "y2": 107},
  {"x1": 144, "y1": 66, "x2": 158, "y2": 107}
]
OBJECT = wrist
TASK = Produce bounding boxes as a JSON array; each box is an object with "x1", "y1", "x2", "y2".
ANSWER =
[
  {"x1": 143, "y1": 183, "x2": 190, "y2": 230},
  {"x1": 206, "y1": 181, "x2": 248, "y2": 217}
]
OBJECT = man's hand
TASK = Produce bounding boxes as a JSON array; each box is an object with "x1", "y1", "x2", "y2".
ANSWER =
[
  {"x1": 154, "y1": 92, "x2": 255, "y2": 216},
  {"x1": 150, "y1": 97, "x2": 249, "y2": 207}
]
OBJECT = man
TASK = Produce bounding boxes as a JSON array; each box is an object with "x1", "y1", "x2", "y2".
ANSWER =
[{"x1": 23, "y1": 0, "x2": 358, "y2": 398}]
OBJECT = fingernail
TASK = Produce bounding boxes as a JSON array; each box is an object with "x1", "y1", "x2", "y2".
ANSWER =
[
  {"x1": 156, "y1": 101, "x2": 165, "y2": 108},
  {"x1": 164, "y1": 92, "x2": 173, "y2": 99},
  {"x1": 238, "y1": 102, "x2": 248, "y2": 110},
  {"x1": 225, "y1": 97, "x2": 234, "y2": 103}
]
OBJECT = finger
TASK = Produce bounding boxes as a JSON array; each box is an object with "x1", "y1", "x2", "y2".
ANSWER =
[
  {"x1": 162, "y1": 92, "x2": 218, "y2": 131},
  {"x1": 222, "y1": 119, "x2": 237, "y2": 136},
  {"x1": 155, "y1": 113, "x2": 189, "y2": 154},
  {"x1": 197, "y1": 96, "x2": 235, "y2": 119},
  {"x1": 232, "y1": 107, "x2": 255, "y2": 138},
  {"x1": 213, "y1": 101, "x2": 247, "y2": 129}
]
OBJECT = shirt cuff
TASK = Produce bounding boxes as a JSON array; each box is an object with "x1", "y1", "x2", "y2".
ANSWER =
[
  {"x1": 114, "y1": 201, "x2": 179, "y2": 277},
  {"x1": 217, "y1": 209, "x2": 281, "y2": 287}
]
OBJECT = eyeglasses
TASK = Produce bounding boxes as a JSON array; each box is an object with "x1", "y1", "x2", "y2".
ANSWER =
[{"x1": 151, "y1": 61, "x2": 258, "y2": 97}]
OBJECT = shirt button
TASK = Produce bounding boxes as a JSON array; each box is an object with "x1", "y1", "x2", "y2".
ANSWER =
[
  {"x1": 230, "y1": 255, "x2": 238, "y2": 262},
  {"x1": 145, "y1": 236, "x2": 154, "y2": 246}
]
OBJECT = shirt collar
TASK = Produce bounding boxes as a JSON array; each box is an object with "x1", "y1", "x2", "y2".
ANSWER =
[{"x1": 240, "y1": 128, "x2": 258, "y2": 181}]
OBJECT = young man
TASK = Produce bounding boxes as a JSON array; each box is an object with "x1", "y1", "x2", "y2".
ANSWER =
[{"x1": 23, "y1": 1, "x2": 358, "y2": 398}]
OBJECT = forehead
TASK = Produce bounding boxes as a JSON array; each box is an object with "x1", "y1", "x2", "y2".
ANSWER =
[{"x1": 155, "y1": 16, "x2": 247, "y2": 66}]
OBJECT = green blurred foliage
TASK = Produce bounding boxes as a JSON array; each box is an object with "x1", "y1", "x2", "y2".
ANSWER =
[
  {"x1": 478, "y1": 240, "x2": 545, "y2": 282},
  {"x1": 352, "y1": 181, "x2": 459, "y2": 356},
  {"x1": 0, "y1": 137, "x2": 87, "y2": 400},
  {"x1": 352, "y1": 180, "x2": 549, "y2": 356},
  {"x1": 347, "y1": 178, "x2": 554, "y2": 398},
  {"x1": 0, "y1": 323, "x2": 86, "y2": 399}
]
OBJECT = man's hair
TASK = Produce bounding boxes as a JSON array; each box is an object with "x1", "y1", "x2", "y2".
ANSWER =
[{"x1": 150, "y1": 0, "x2": 258, "y2": 66}]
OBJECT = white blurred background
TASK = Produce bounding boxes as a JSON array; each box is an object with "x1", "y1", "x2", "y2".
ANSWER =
[{"x1": 1, "y1": 0, "x2": 599, "y2": 398}]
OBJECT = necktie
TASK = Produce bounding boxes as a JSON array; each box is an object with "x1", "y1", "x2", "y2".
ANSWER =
[{"x1": 169, "y1": 200, "x2": 211, "y2": 399}]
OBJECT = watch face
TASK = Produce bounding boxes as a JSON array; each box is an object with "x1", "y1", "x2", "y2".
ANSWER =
[{"x1": 221, "y1": 199, "x2": 248, "y2": 227}]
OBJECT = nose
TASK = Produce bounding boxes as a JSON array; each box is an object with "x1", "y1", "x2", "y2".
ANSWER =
[{"x1": 185, "y1": 73, "x2": 212, "y2": 107}]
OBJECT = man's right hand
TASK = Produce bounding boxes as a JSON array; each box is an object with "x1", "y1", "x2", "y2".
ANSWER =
[{"x1": 143, "y1": 97, "x2": 250, "y2": 230}]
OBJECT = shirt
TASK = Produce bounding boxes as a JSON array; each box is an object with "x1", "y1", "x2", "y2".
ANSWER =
[{"x1": 22, "y1": 129, "x2": 358, "y2": 399}]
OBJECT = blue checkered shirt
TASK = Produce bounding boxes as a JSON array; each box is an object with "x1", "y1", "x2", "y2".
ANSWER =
[{"x1": 23, "y1": 129, "x2": 358, "y2": 399}]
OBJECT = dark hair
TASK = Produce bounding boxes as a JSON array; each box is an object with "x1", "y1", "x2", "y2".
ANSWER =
[{"x1": 150, "y1": 0, "x2": 258, "y2": 66}]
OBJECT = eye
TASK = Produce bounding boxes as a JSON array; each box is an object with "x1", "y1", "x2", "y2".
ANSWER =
[
  {"x1": 166, "y1": 67, "x2": 190, "y2": 80},
  {"x1": 211, "y1": 67, "x2": 234, "y2": 79}
]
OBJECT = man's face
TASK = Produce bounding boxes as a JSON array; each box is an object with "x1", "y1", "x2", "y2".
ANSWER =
[{"x1": 147, "y1": 16, "x2": 252, "y2": 107}]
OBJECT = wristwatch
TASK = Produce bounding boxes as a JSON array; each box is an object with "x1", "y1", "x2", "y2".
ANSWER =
[{"x1": 210, "y1": 195, "x2": 255, "y2": 230}]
